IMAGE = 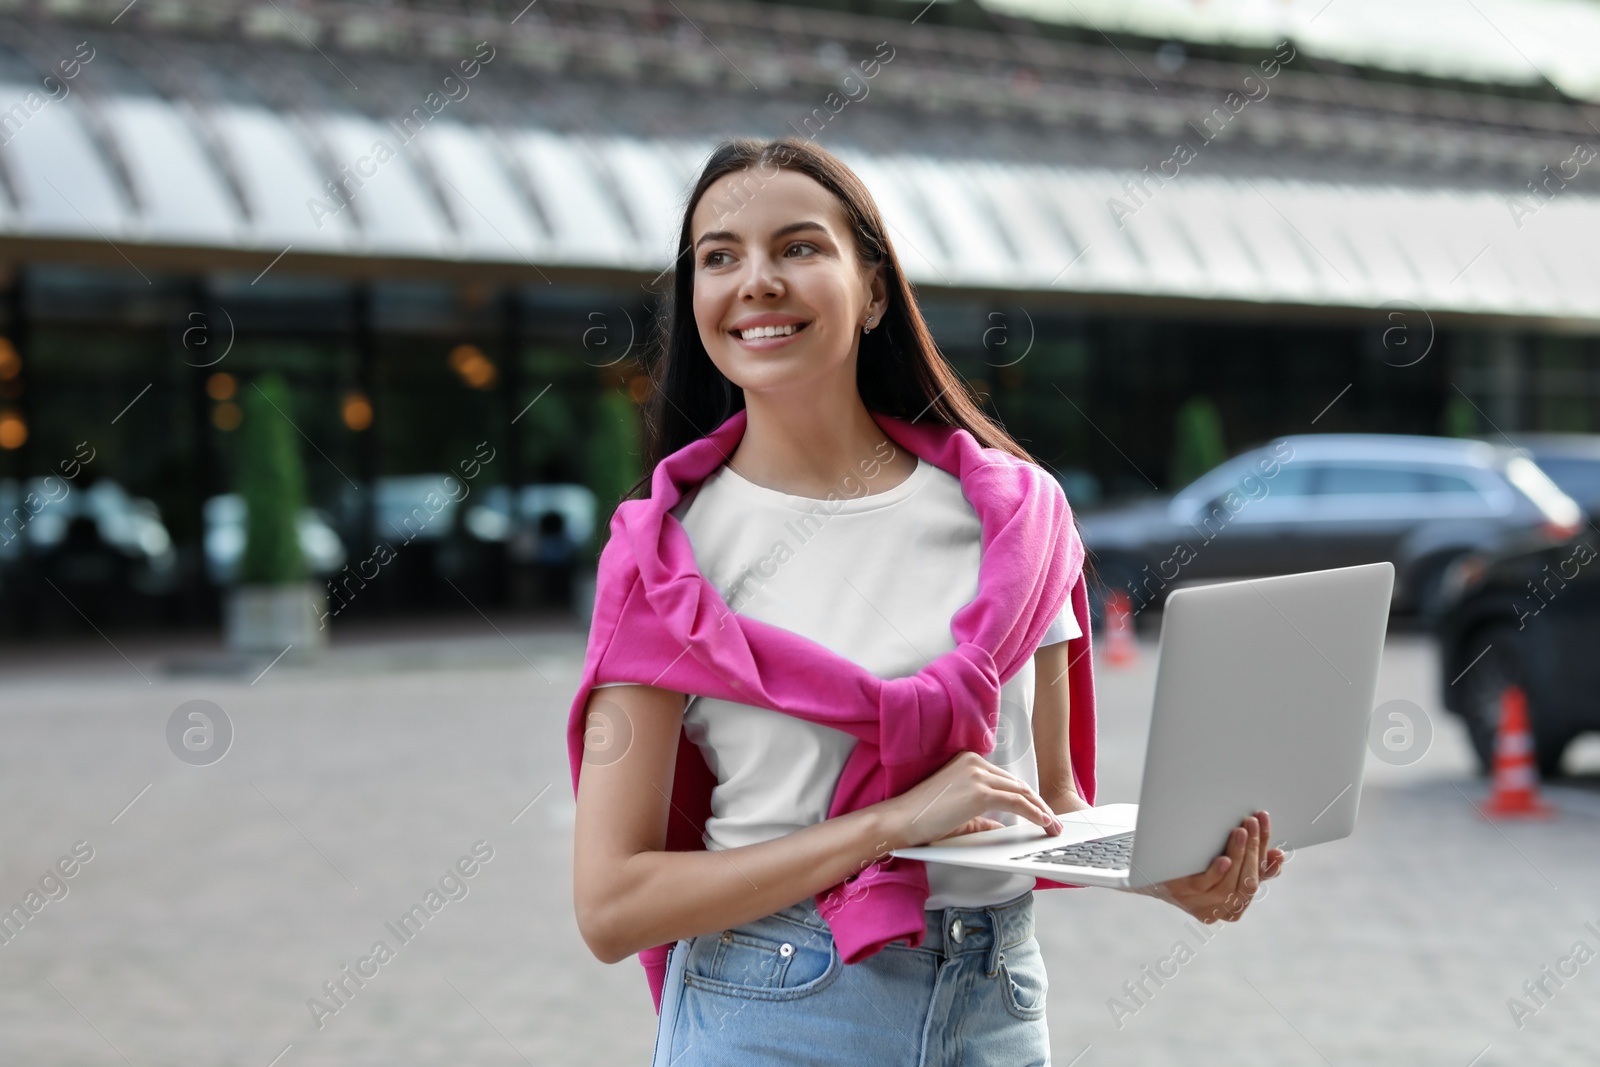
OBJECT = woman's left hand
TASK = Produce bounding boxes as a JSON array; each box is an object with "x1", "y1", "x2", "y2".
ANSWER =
[{"x1": 1133, "y1": 810, "x2": 1285, "y2": 924}]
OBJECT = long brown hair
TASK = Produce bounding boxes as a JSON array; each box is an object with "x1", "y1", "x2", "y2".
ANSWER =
[{"x1": 619, "y1": 136, "x2": 1042, "y2": 505}]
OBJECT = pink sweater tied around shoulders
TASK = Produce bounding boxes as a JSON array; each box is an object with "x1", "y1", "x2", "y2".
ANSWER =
[{"x1": 564, "y1": 406, "x2": 1099, "y2": 1015}]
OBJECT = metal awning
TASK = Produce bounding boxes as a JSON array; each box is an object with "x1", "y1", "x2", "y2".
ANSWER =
[
  {"x1": 1, "y1": 82, "x2": 1596, "y2": 320},
  {"x1": 980, "y1": 0, "x2": 1600, "y2": 106}
]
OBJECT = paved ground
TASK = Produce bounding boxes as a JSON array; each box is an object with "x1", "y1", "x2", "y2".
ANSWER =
[{"x1": 2, "y1": 614, "x2": 1598, "y2": 1066}]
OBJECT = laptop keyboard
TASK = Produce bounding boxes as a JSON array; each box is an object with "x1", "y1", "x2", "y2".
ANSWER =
[{"x1": 1015, "y1": 831, "x2": 1135, "y2": 869}]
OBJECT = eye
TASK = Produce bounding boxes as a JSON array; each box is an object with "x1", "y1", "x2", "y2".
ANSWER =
[{"x1": 700, "y1": 241, "x2": 816, "y2": 269}]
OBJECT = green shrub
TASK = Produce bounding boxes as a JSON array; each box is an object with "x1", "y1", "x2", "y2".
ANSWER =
[
  {"x1": 1169, "y1": 396, "x2": 1228, "y2": 490},
  {"x1": 582, "y1": 389, "x2": 642, "y2": 565},
  {"x1": 238, "y1": 372, "x2": 309, "y2": 584},
  {"x1": 1442, "y1": 393, "x2": 1479, "y2": 438}
]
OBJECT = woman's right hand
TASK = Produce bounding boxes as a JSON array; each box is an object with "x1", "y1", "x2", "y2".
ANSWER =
[{"x1": 879, "y1": 750, "x2": 1065, "y2": 849}]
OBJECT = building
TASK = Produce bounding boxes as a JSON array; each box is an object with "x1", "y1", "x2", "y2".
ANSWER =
[{"x1": 1, "y1": 0, "x2": 1596, "y2": 632}]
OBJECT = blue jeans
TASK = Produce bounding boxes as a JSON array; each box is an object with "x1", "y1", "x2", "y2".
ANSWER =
[{"x1": 650, "y1": 889, "x2": 1051, "y2": 1066}]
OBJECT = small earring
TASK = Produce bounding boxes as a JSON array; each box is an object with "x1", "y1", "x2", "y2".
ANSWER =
[{"x1": 863, "y1": 314, "x2": 875, "y2": 336}]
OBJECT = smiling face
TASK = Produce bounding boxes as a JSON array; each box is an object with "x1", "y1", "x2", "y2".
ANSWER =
[{"x1": 690, "y1": 167, "x2": 884, "y2": 396}]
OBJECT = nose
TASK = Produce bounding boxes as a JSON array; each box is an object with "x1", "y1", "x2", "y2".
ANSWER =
[{"x1": 736, "y1": 253, "x2": 784, "y2": 301}]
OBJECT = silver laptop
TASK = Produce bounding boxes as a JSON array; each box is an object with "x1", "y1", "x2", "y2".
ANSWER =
[{"x1": 891, "y1": 562, "x2": 1394, "y2": 889}]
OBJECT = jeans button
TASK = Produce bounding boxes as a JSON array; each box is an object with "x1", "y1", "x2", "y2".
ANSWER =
[
  {"x1": 950, "y1": 918, "x2": 965, "y2": 943},
  {"x1": 779, "y1": 942, "x2": 794, "y2": 957}
]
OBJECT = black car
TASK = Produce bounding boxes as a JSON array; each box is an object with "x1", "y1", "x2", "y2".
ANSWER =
[
  {"x1": 1081, "y1": 433, "x2": 1585, "y2": 626},
  {"x1": 1435, "y1": 525, "x2": 1600, "y2": 777},
  {"x1": 1500, "y1": 434, "x2": 1600, "y2": 521}
]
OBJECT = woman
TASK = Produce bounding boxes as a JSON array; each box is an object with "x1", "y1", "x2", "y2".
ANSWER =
[{"x1": 571, "y1": 137, "x2": 1285, "y2": 1065}]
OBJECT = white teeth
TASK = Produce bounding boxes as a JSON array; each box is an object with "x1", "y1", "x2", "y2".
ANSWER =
[{"x1": 739, "y1": 324, "x2": 800, "y2": 340}]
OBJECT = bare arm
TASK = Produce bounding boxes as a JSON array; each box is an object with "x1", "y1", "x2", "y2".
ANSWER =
[
  {"x1": 573, "y1": 684, "x2": 901, "y2": 965},
  {"x1": 1032, "y1": 641, "x2": 1089, "y2": 815},
  {"x1": 573, "y1": 683, "x2": 1065, "y2": 965}
]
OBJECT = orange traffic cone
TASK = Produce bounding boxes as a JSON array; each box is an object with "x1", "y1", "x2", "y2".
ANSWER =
[
  {"x1": 1104, "y1": 588, "x2": 1137, "y2": 668},
  {"x1": 1484, "y1": 684, "x2": 1554, "y2": 819}
]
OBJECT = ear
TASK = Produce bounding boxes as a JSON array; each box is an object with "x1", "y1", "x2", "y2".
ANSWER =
[{"x1": 865, "y1": 261, "x2": 889, "y2": 324}]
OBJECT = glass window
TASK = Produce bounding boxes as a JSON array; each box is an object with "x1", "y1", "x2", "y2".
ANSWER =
[
  {"x1": 1259, "y1": 464, "x2": 1314, "y2": 497},
  {"x1": 1315, "y1": 465, "x2": 1426, "y2": 494},
  {"x1": 1423, "y1": 471, "x2": 1483, "y2": 494}
]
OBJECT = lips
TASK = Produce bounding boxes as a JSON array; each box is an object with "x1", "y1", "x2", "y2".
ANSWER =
[
  {"x1": 730, "y1": 321, "x2": 811, "y2": 341},
  {"x1": 729, "y1": 320, "x2": 812, "y2": 350}
]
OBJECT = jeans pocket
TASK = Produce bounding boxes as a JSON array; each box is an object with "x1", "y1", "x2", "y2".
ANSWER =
[
  {"x1": 999, "y1": 937, "x2": 1049, "y2": 1022},
  {"x1": 682, "y1": 920, "x2": 840, "y2": 1002}
]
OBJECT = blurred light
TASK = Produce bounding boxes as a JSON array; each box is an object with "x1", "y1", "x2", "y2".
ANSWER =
[
  {"x1": 464, "y1": 505, "x2": 511, "y2": 541},
  {"x1": 1506, "y1": 455, "x2": 1583, "y2": 541},
  {"x1": 1540, "y1": 518, "x2": 1583, "y2": 543},
  {"x1": 1444, "y1": 554, "x2": 1488, "y2": 603},
  {"x1": 627, "y1": 374, "x2": 650, "y2": 404},
  {"x1": 213, "y1": 401, "x2": 242, "y2": 431},
  {"x1": 342, "y1": 391, "x2": 374, "y2": 431},
  {"x1": 814, "y1": 41, "x2": 847, "y2": 70},
  {"x1": 0, "y1": 337, "x2": 19, "y2": 381},
  {"x1": 449, "y1": 344, "x2": 498, "y2": 390},
  {"x1": 458, "y1": 281, "x2": 494, "y2": 310},
  {"x1": 206, "y1": 371, "x2": 236, "y2": 400},
  {"x1": 0, "y1": 409, "x2": 25, "y2": 449},
  {"x1": 138, "y1": 523, "x2": 172, "y2": 556}
]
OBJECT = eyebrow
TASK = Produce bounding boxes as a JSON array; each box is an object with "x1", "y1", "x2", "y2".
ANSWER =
[{"x1": 694, "y1": 220, "x2": 828, "y2": 250}]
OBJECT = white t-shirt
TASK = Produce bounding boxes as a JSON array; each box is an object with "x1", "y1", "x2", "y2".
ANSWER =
[{"x1": 595, "y1": 454, "x2": 1079, "y2": 909}]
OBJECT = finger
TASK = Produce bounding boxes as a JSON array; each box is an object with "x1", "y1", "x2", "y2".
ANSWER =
[
  {"x1": 1241, "y1": 816, "x2": 1262, "y2": 893},
  {"x1": 1188, "y1": 836, "x2": 1237, "y2": 893},
  {"x1": 1237, "y1": 822, "x2": 1270, "y2": 915},
  {"x1": 1172, "y1": 854, "x2": 1232, "y2": 909},
  {"x1": 1223, "y1": 824, "x2": 1247, "y2": 877},
  {"x1": 989, "y1": 785, "x2": 1061, "y2": 833},
  {"x1": 980, "y1": 774, "x2": 1063, "y2": 831},
  {"x1": 1185, "y1": 855, "x2": 1230, "y2": 894},
  {"x1": 1017, "y1": 788, "x2": 1063, "y2": 832},
  {"x1": 1226, "y1": 860, "x2": 1257, "y2": 921},
  {"x1": 978, "y1": 762, "x2": 1050, "y2": 804},
  {"x1": 1209, "y1": 825, "x2": 1248, "y2": 900},
  {"x1": 981, "y1": 760, "x2": 1030, "y2": 787},
  {"x1": 977, "y1": 763, "x2": 1049, "y2": 803},
  {"x1": 1214, "y1": 827, "x2": 1247, "y2": 883},
  {"x1": 1263, "y1": 847, "x2": 1286, "y2": 879},
  {"x1": 1256, "y1": 811, "x2": 1279, "y2": 879}
]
